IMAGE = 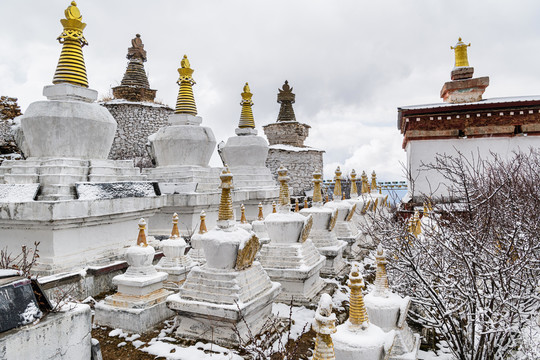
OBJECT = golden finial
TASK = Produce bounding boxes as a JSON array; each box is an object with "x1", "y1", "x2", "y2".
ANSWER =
[
  {"x1": 304, "y1": 198, "x2": 309, "y2": 209},
  {"x1": 170, "y1": 212, "x2": 180, "y2": 239},
  {"x1": 295, "y1": 198, "x2": 299, "y2": 212},
  {"x1": 312, "y1": 170, "x2": 323, "y2": 205},
  {"x1": 333, "y1": 166, "x2": 342, "y2": 201},
  {"x1": 373, "y1": 245, "x2": 389, "y2": 297},
  {"x1": 361, "y1": 171, "x2": 369, "y2": 194},
  {"x1": 238, "y1": 82, "x2": 255, "y2": 128},
  {"x1": 312, "y1": 293, "x2": 337, "y2": 360},
  {"x1": 257, "y1": 202, "x2": 264, "y2": 220},
  {"x1": 350, "y1": 169, "x2": 358, "y2": 198},
  {"x1": 175, "y1": 55, "x2": 197, "y2": 115},
  {"x1": 272, "y1": 201, "x2": 277, "y2": 213},
  {"x1": 347, "y1": 263, "x2": 369, "y2": 329},
  {"x1": 240, "y1": 204, "x2": 247, "y2": 224},
  {"x1": 198, "y1": 210, "x2": 208, "y2": 234},
  {"x1": 451, "y1": 37, "x2": 471, "y2": 68},
  {"x1": 325, "y1": 194, "x2": 329, "y2": 203},
  {"x1": 370, "y1": 171, "x2": 378, "y2": 193},
  {"x1": 53, "y1": 1, "x2": 89, "y2": 88},
  {"x1": 409, "y1": 211, "x2": 421, "y2": 237},
  {"x1": 378, "y1": 186, "x2": 382, "y2": 194},
  {"x1": 278, "y1": 165, "x2": 291, "y2": 208},
  {"x1": 218, "y1": 166, "x2": 234, "y2": 222},
  {"x1": 136, "y1": 218, "x2": 147, "y2": 247}
]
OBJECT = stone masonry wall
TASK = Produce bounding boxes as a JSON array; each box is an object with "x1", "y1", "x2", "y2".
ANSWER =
[
  {"x1": 263, "y1": 122, "x2": 310, "y2": 147},
  {"x1": 102, "y1": 101, "x2": 173, "y2": 168},
  {"x1": 266, "y1": 148, "x2": 324, "y2": 195}
]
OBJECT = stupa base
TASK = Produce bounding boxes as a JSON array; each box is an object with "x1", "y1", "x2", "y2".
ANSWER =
[{"x1": 317, "y1": 240, "x2": 348, "y2": 277}]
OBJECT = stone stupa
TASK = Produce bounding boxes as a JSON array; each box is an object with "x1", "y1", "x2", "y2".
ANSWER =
[
  {"x1": 259, "y1": 165, "x2": 325, "y2": 305},
  {"x1": 167, "y1": 167, "x2": 281, "y2": 345}
]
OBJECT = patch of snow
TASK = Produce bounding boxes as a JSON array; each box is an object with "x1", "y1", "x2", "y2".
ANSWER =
[
  {"x1": 269, "y1": 144, "x2": 323, "y2": 152},
  {"x1": 141, "y1": 339, "x2": 243, "y2": 360},
  {"x1": 100, "y1": 99, "x2": 172, "y2": 109},
  {"x1": 125, "y1": 333, "x2": 141, "y2": 342},
  {"x1": 19, "y1": 301, "x2": 42, "y2": 326},
  {"x1": 109, "y1": 328, "x2": 129, "y2": 338},
  {"x1": 76, "y1": 181, "x2": 156, "y2": 200},
  {"x1": 117, "y1": 342, "x2": 127, "y2": 347},
  {"x1": 132, "y1": 340, "x2": 145, "y2": 349},
  {"x1": 0, "y1": 184, "x2": 39, "y2": 202},
  {"x1": 0, "y1": 269, "x2": 21, "y2": 277},
  {"x1": 399, "y1": 95, "x2": 540, "y2": 111},
  {"x1": 272, "y1": 303, "x2": 315, "y2": 340}
]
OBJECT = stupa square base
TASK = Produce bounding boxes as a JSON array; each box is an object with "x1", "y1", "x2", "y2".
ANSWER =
[
  {"x1": 389, "y1": 333, "x2": 421, "y2": 360},
  {"x1": 266, "y1": 265, "x2": 326, "y2": 306},
  {"x1": 340, "y1": 235, "x2": 362, "y2": 259},
  {"x1": 94, "y1": 300, "x2": 175, "y2": 334},
  {"x1": 317, "y1": 240, "x2": 347, "y2": 277},
  {"x1": 167, "y1": 282, "x2": 281, "y2": 346}
]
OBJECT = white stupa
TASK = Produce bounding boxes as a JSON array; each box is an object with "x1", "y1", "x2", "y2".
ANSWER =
[
  {"x1": 167, "y1": 167, "x2": 281, "y2": 345},
  {"x1": 259, "y1": 166, "x2": 325, "y2": 305},
  {"x1": 300, "y1": 170, "x2": 347, "y2": 276}
]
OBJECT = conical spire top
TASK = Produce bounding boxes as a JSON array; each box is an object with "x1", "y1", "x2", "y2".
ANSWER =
[
  {"x1": 278, "y1": 165, "x2": 291, "y2": 209},
  {"x1": 373, "y1": 245, "x2": 390, "y2": 297},
  {"x1": 295, "y1": 198, "x2": 300, "y2": 212},
  {"x1": 52, "y1": 1, "x2": 89, "y2": 88},
  {"x1": 451, "y1": 37, "x2": 471, "y2": 68},
  {"x1": 312, "y1": 170, "x2": 323, "y2": 205},
  {"x1": 333, "y1": 166, "x2": 342, "y2": 200},
  {"x1": 136, "y1": 218, "x2": 148, "y2": 247},
  {"x1": 350, "y1": 169, "x2": 358, "y2": 198},
  {"x1": 170, "y1": 213, "x2": 180, "y2": 239},
  {"x1": 217, "y1": 166, "x2": 234, "y2": 224},
  {"x1": 239, "y1": 82, "x2": 255, "y2": 128},
  {"x1": 371, "y1": 171, "x2": 378, "y2": 193},
  {"x1": 175, "y1": 55, "x2": 197, "y2": 115},
  {"x1": 240, "y1": 204, "x2": 247, "y2": 224},
  {"x1": 361, "y1": 171, "x2": 369, "y2": 194},
  {"x1": 198, "y1": 210, "x2": 208, "y2": 234},
  {"x1": 276, "y1": 80, "x2": 296, "y2": 122},
  {"x1": 257, "y1": 202, "x2": 264, "y2": 221},
  {"x1": 347, "y1": 263, "x2": 369, "y2": 329},
  {"x1": 272, "y1": 201, "x2": 277, "y2": 213}
]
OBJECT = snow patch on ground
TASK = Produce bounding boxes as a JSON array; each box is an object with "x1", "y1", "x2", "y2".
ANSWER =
[{"x1": 19, "y1": 301, "x2": 42, "y2": 325}]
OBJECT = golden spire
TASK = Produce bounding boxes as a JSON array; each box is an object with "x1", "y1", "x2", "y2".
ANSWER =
[
  {"x1": 240, "y1": 204, "x2": 247, "y2": 224},
  {"x1": 295, "y1": 198, "x2": 299, "y2": 212},
  {"x1": 408, "y1": 211, "x2": 421, "y2": 237},
  {"x1": 52, "y1": 1, "x2": 89, "y2": 88},
  {"x1": 272, "y1": 201, "x2": 277, "y2": 213},
  {"x1": 218, "y1": 167, "x2": 234, "y2": 222},
  {"x1": 350, "y1": 169, "x2": 358, "y2": 198},
  {"x1": 333, "y1": 166, "x2": 342, "y2": 201},
  {"x1": 170, "y1": 212, "x2": 180, "y2": 239},
  {"x1": 198, "y1": 210, "x2": 208, "y2": 234},
  {"x1": 312, "y1": 294, "x2": 337, "y2": 360},
  {"x1": 238, "y1": 82, "x2": 255, "y2": 128},
  {"x1": 361, "y1": 171, "x2": 369, "y2": 194},
  {"x1": 304, "y1": 198, "x2": 309, "y2": 209},
  {"x1": 373, "y1": 245, "x2": 390, "y2": 297},
  {"x1": 136, "y1": 218, "x2": 147, "y2": 247},
  {"x1": 312, "y1": 171, "x2": 323, "y2": 205},
  {"x1": 278, "y1": 165, "x2": 291, "y2": 208},
  {"x1": 348, "y1": 263, "x2": 369, "y2": 329},
  {"x1": 325, "y1": 194, "x2": 329, "y2": 203},
  {"x1": 257, "y1": 202, "x2": 264, "y2": 220},
  {"x1": 175, "y1": 55, "x2": 197, "y2": 115},
  {"x1": 451, "y1": 37, "x2": 471, "y2": 68},
  {"x1": 370, "y1": 171, "x2": 378, "y2": 193}
]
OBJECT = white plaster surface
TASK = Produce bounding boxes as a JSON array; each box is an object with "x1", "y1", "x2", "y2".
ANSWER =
[
  {"x1": 333, "y1": 322, "x2": 394, "y2": 360},
  {"x1": 0, "y1": 304, "x2": 92, "y2": 360},
  {"x1": 94, "y1": 301, "x2": 175, "y2": 334}
]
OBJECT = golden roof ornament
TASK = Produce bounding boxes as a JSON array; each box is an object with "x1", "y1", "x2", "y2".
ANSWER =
[
  {"x1": 52, "y1": 1, "x2": 89, "y2": 88},
  {"x1": 333, "y1": 166, "x2": 343, "y2": 201},
  {"x1": 240, "y1": 204, "x2": 247, "y2": 224},
  {"x1": 312, "y1": 171, "x2": 323, "y2": 205},
  {"x1": 257, "y1": 202, "x2": 264, "y2": 221},
  {"x1": 350, "y1": 169, "x2": 358, "y2": 198},
  {"x1": 217, "y1": 166, "x2": 234, "y2": 223},
  {"x1": 347, "y1": 263, "x2": 369, "y2": 329},
  {"x1": 295, "y1": 198, "x2": 299, "y2": 212},
  {"x1": 312, "y1": 293, "x2": 337, "y2": 360},
  {"x1": 451, "y1": 37, "x2": 471, "y2": 68},
  {"x1": 170, "y1": 213, "x2": 180, "y2": 239},
  {"x1": 304, "y1": 198, "x2": 309, "y2": 209},
  {"x1": 276, "y1": 80, "x2": 296, "y2": 122},
  {"x1": 239, "y1": 82, "x2": 255, "y2": 128},
  {"x1": 136, "y1": 218, "x2": 148, "y2": 247},
  {"x1": 272, "y1": 201, "x2": 277, "y2": 213},
  {"x1": 371, "y1": 171, "x2": 378, "y2": 193},
  {"x1": 175, "y1": 55, "x2": 197, "y2": 115},
  {"x1": 361, "y1": 171, "x2": 369, "y2": 194},
  {"x1": 278, "y1": 165, "x2": 291, "y2": 208},
  {"x1": 373, "y1": 245, "x2": 390, "y2": 297},
  {"x1": 198, "y1": 210, "x2": 208, "y2": 234}
]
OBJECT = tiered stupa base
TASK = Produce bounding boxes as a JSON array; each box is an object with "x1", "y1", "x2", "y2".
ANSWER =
[
  {"x1": 155, "y1": 255, "x2": 197, "y2": 289},
  {"x1": 334, "y1": 221, "x2": 362, "y2": 259},
  {"x1": 333, "y1": 322, "x2": 394, "y2": 360},
  {"x1": 308, "y1": 229, "x2": 347, "y2": 277},
  {"x1": 260, "y1": 240, "x2": 325, "y2": 305},
  {"x1": 167, "y1": 263, "x2": 280, "y2": 346}
]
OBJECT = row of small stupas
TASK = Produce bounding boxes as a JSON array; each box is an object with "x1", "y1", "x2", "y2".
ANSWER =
[
  {"x1": 399, "y1": 38, "x2": 540, "y2": 204},
  {"x1": 101, "y1": 31, "x2": 324, "y2": 195}
]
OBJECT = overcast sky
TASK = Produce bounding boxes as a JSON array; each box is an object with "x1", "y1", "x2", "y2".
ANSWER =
[{"x1": 2, "y1": 0, "x2": 540, "y2": 181}]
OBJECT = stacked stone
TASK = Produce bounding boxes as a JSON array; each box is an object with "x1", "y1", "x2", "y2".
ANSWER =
[{"x1": 263, "y1": 81, "x2": 324, "y2": 195}]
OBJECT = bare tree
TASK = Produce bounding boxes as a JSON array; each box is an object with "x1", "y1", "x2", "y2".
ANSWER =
[{"x1": 362, "y1": 150, "x2": 540, "y2": 360}]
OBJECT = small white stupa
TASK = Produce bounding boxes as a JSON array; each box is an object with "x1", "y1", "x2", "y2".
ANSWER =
[
  {"x1": 364, "y1": 245, "x2": 421, "y2": 359},
  {"x1": 186, "y1": 210, "x2": 208, "y2": 265},
  {"x1": 219, "y1": 82, "x2": 279, "y2": 219},
  {"x1": 259, "y1": 166, "x2": 325, "y2": 305},
  {"x1": 94, "y1": 219, "x2": 174, "y2": 333},
  {"x1": 300, "y1": 170, "x2": 347, "y2": 276},
  {"x1": 333, "y1": 263, "x2": 395, "y2": 359},
  {"x1": 312, "y1": 293, "x2": 337, "y2": 360},
  {"x1": 324, "y1": 166, "x2": 361, "y2": 259},
  {"x1": 251, "y1": 202, "x2": 270, "y2": 245},
  {"x1": 167, "y1": 167, "x2": 281, "y2": 345},
  {"x1": 155, "y1": 213, "x2": 197, "y2": 289}
]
